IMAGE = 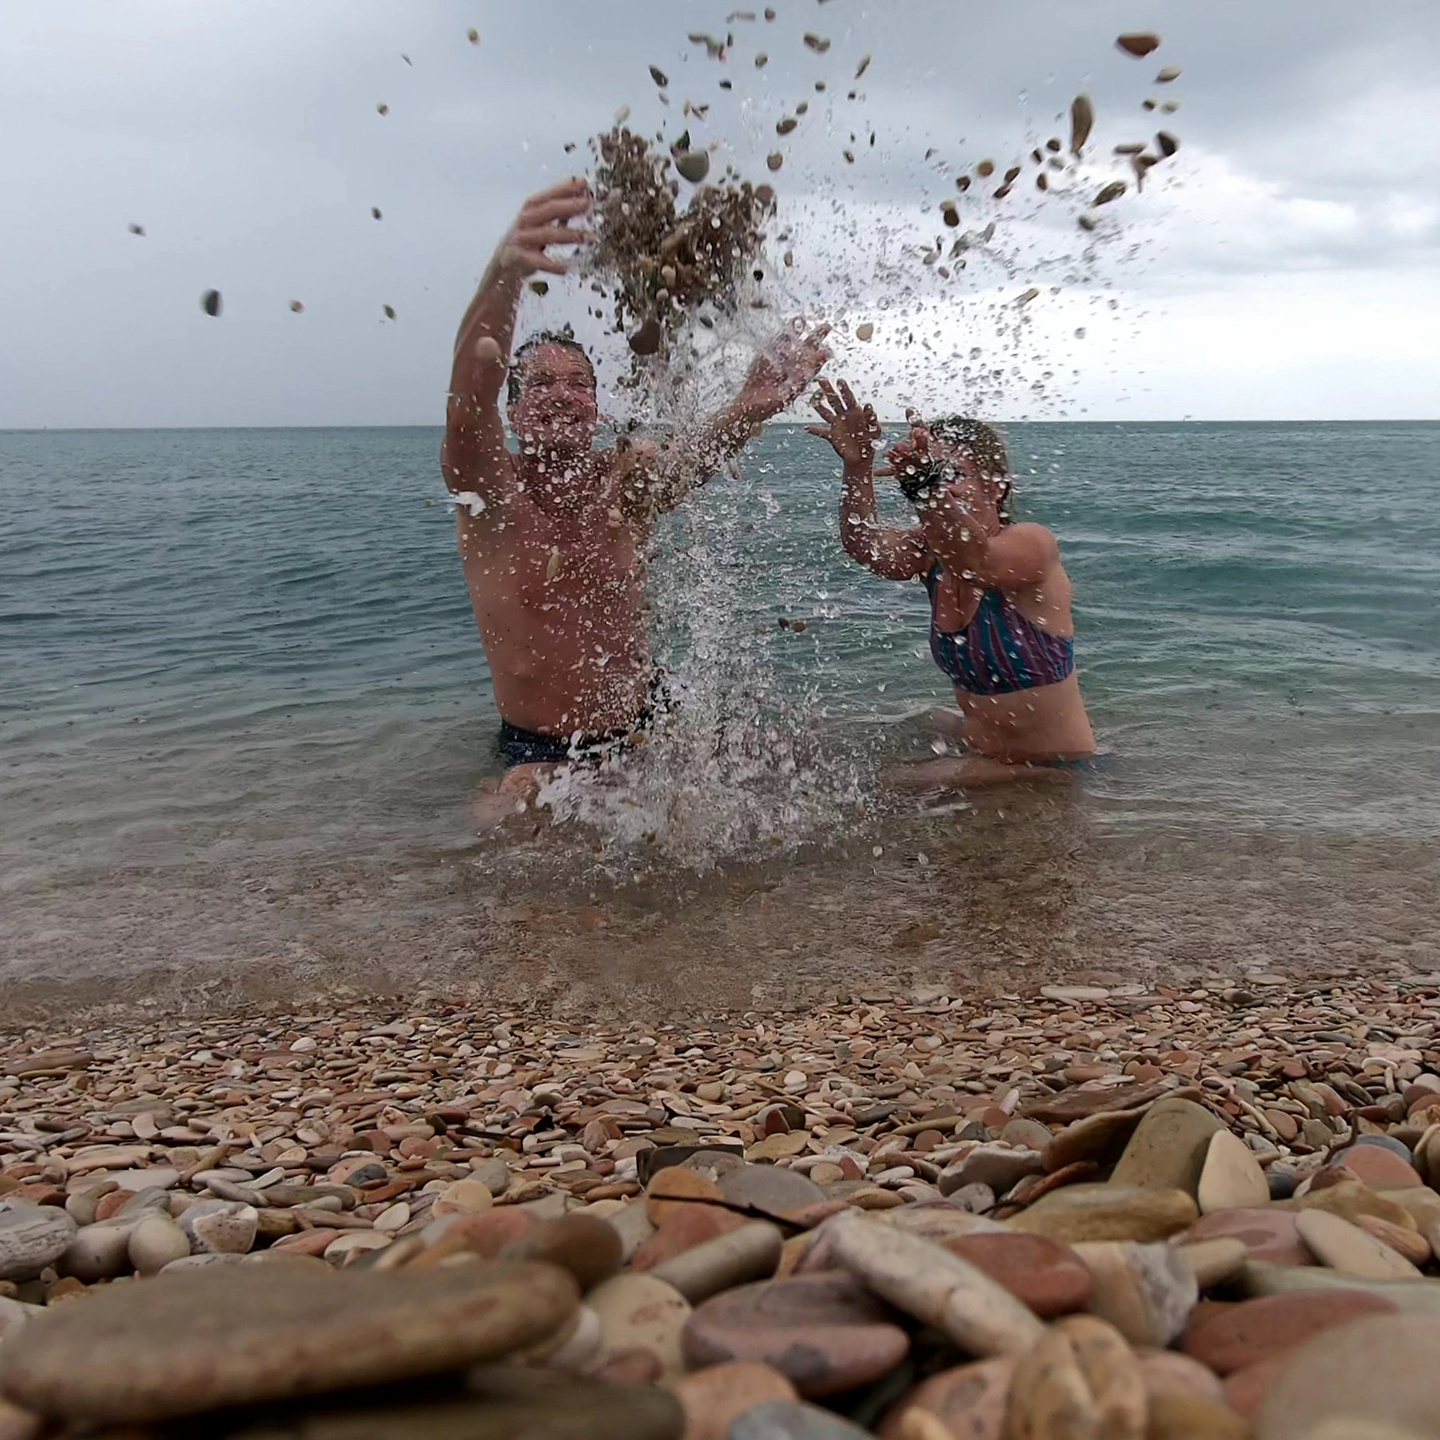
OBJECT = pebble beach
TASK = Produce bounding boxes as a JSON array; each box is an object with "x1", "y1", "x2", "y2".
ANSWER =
[{"x1": 5, "y1": 967, "x2": 1440, "y2": 1438}]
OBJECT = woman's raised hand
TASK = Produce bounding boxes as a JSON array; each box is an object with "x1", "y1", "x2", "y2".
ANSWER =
[
  {"x1": 876, "y1": 410, "x2": 935, "y2": 477},
  {"x1": 806, "y1": 379, "x2": 882, "y2": 468}
]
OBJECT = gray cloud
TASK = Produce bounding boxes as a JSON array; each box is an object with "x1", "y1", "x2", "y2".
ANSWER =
[{"x1": 1, "y1": 0, "x2": 1437, "y2": 428}]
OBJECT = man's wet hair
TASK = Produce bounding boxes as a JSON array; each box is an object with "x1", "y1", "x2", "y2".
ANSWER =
[
  {"x1": 506, "y1": 331, "x2": 597, "y2": 405},
  {"x1": 899, "y1": 415, "x2": 1015, "y2": 525}
]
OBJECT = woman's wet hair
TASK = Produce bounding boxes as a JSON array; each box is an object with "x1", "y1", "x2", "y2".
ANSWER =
[{"x1": 898, "y1": 415, "x2": 1014, "y2": 524}]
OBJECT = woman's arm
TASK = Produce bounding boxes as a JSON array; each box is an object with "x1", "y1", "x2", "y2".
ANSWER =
[
  {"x1": 809, "y1": 379, "x2": 928, "y2": 580},
  {"x1": 924, "y1": 469, "x2": 1057, "y2": 590}
]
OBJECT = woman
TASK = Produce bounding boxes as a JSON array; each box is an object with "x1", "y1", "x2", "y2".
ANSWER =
[{"x1": 807, "y1": 378, "x2": 1096, "y2": 787}]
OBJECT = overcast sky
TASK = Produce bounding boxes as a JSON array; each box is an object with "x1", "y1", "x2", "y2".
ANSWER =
[{"x1": 3, "y1": 0, "x2": 1438, "y2": 427}]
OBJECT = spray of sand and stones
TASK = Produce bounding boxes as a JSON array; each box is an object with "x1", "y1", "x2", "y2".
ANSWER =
[{"x1": 534, "y1": 25, "x2": 1182, "y2": 869}]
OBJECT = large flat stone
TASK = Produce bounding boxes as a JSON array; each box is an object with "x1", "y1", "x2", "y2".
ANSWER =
[{"x1": 0, "y1": 1261, "x2": 577, "y2": 1424}]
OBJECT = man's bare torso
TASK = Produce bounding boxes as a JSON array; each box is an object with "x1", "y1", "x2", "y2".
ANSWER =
[{"x1": 458, "y1": 448, "x2": 656, "y2": 737}]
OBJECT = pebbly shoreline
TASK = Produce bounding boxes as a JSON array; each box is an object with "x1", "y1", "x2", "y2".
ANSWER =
[{"x1": 3, "y1": 974, "x2": 1440, "y2": 1437}]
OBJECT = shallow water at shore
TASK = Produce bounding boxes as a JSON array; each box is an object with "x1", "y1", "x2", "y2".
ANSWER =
[{"x1": 5, "y1": 787, "x2": 1438, "y2": 1024}]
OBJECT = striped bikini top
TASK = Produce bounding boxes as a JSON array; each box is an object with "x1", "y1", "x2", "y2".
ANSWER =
[{"x1": 922, "y1": 564, "x2": 1075, "y2": 696}]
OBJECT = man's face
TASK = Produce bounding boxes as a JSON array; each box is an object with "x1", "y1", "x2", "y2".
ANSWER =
[{"x1": 508, "y1": 345, "x2": 599, "y2": 455}]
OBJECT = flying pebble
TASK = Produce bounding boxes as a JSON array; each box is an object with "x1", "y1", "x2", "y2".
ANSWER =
[
  {"x1": 976, "y1": 159, "x2": 995, "y2": 176},
  {"x1": 371, "y1": 206, "x2": 383, "y2": 220},
  {"x1": 1093, "y1": 180, "x2": 1127, "y2": 205},
  {"x1": 383, "y1": 303, "x2": 396, "y2": 320},
  {"x1": 649, "y1": 64, "x2": 669, "y2": 87},
  {"x1": 855, "y1": 321, "x2": 874, "y2": 340},
  {"x1": 855, "y1": 54, "x2": 871, "y2": 78},
  {"x1": 755, "y1": 52, "x2": 768, "y2": 67},
  {"x1": 767, "y1": 151, "x2": 783, "y2": 170},
  {"x1": 1016, "y1": 287, "x2": 1040, "y2": 304},
  {"x1": 127, "y1": 223, "x2": 145, "y2": 236},
  {"x1": 940, "y1": 201, "x2": 960, "y2": 226},
  {"x1": 628, "y1": 317, "x2": 662, "y2": 355},
  {"x1": 1070, "y1": 93, "x2": 1094, "y2": 154},
  {"x1": 375, "y1": 102, "x2": 389, "y2": 116},
  {"x1": 200, "y1": 289, "x2": 222, "y2": 317},
  {"x1": 1156, "y1": 130, "x2": 1179, "y2": 157},
  {"x1": 776, "y1": 116, "x2": 797, "y2": 135},
  {"x1": 803, "y1": 33, "x2": 830, "y2": 52},
  {"x1": 675, "y1": 150, "x2": 710, "y2": 183},
  {"x1": 1156, "y1": 65, "x2": 1181, "y2": 82},
  {"x1": 467, "y1": 28, "x2": 479, "y2": 43},
  {"x1": 289, "y1": 300, "x2": 304, "y2": 313},
  {"x1": 529, "y1": 280, "x2": 549, "y2": 295},
  {"x1": 1116, "y1": 32, "x2": 1161, "y2": 57}
]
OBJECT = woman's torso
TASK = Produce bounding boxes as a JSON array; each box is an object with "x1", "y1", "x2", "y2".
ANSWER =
[{"x1": 925, "y1": 561, "x2": 1096, "y2": 761}]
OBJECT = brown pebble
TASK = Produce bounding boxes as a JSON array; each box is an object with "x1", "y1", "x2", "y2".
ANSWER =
[
  {"x1": 1070, "y1": 94, "x2": 1095, "y2": 155},
  {"x1": 1116, "y1": 33, "x2": 1162, "y2": 57}
]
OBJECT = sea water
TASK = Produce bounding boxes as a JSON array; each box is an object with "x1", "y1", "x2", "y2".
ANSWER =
[{"x1": 2, "y1": 421, "x2": 1438, "y2": 1004}]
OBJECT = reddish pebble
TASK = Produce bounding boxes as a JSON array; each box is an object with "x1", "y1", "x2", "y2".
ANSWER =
[
  {"x1": 683, "y1": 1273, "x2": 910, "y2": 1398},
  {"x1": 1180, "y1": 1208, "x2": 1314, "y2": 1267},
  {"x1": 632, "y1": 1205, "x2": 749, "y2": 1271},
  {"x1": 1182, "y1": 1291, "x2": 1397, "y2": 1375},
  {"x1": 878, "y1": 1356, "x2": 1015, "y2": 1440},
  {"x1": 1336, "y1": 1145, "x2": 1423, "y2": 1190},
  {"x1": 93, "y1": 1191, "x2": 131, "y2": 1223},
  {"x1": 410, "y1": 1208, "x2": 534, "y2": 1267},
  {"x1": 674, "y1": 1361, "x2": 798, "y2": 1440},
  {"x1": 270, "y1": 1228, "x2": 341, "y2": 1256},
  {"x1": 1224, "y1": 1355, "x2": 1289, "y2": 1421},
  {"x1": 943, "y1": 1233, "x2": 1092, "y2": 1318},
  {"x1": 645, "y1": 1167, "x2": 723, "y2": 1225}
]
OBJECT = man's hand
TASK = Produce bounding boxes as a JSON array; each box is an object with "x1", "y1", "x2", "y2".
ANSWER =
[
  {"x1": 806, "y1": 378, "x2": 881, "y2": 468},
  {"x1": 735, "y1": 321, "x2": 831, "y2": 421},
  {"x1": 489, "y1": 178, "x2": 592, "y2": 283}
]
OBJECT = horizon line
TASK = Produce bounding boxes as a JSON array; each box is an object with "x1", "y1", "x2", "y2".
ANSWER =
[{"x1": 4, "y1": 416, "x2": 1439, "y2": 434}]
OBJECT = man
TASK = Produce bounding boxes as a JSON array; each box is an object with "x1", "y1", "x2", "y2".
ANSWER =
[{"x1": 442, "y1": 178, "x2": 828, "y2": 826}]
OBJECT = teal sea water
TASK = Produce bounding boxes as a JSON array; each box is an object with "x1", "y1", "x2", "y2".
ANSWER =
[{"x1": 2, "y1": 421, "x2": 1438, "y2": 994}]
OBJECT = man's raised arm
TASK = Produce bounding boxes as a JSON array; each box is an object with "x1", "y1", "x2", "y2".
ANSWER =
[
  {"x1": 441, "y1": 179, "x2": 591, "y2": 499},
  {"x1": 639, "y1": 322, "x2": 830, "y2": 515}
]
